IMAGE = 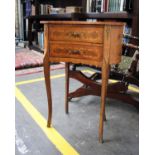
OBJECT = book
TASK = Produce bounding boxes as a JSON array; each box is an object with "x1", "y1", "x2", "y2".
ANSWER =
[
  {"x1": 101, "y1": 0, "x2": 104, "y2": 12},
  {"x1": 108, "y1": 0, "x2": 124, "y2": 12},
  {"x1": 120, "y1": 0, "x2": 124, "y2": 11},
  {"x1": 87, "y1": 0, "x2": 103, "y2": 12},
  {"x1": 87, "y1": 0, "x2": 124, "y2": 13},
  {"x1": 38, "y1": 32, "x2": 44, "y2": 50},
  {"x1": 91, "y1": 0, "x2": 96, "y2": 12},
  {"x1": 40, "y1": 4, "x2": 52, "y2": 15},
  {"x1": 104, "y1": 0, "x2": 109, "y2": 12},
  {"x1": 86, "y1": 0, "x2": 93, "y2": 12},
  {"x1": 65, "y1": 6, "x2": 82, "y2": 13},
  {"x1": 123, "y1": 0, "x2": 133, "y2": 12},
  {"x1": 31, "y1": 4, "x2": 35, "y2": 16},
  {"x1": 96, "y1": 0, "x2": 102, "y2": 12}
]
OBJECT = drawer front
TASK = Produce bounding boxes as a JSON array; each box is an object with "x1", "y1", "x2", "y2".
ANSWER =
[
  {"x1": 49, "y1": 25, "x2": 103, "y2": 44},
  {"x1": 49, "y1": 42, "x2": 103, "y2": 61}
]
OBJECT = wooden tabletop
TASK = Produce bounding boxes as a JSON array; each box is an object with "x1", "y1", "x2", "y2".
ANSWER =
[{"x1": 40, "y1": 20, "x2": 125, "y2": 26}]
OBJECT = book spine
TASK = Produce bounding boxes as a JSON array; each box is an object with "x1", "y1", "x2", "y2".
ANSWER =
[
  {"x1": 123, "y1": 0, "x2": 133, "y2": 12},
  {"x1": 31, "y1": 4, "x2": 35, "y2": 16},
  {"x1": 104, "y1": 0, "x2": 109, "y2": 12},
  {"x1": 86, "y1": 0, "x2": 93, "y2": 12},
  {"x1": 41, "y1": 32, "x2": 44, "y2": 49},
  {"x1": 86, "y1": 0, "x2": 90, "y2": 12},
  {"x1": 96, "y1": 0, "x2": 102, "y2": 12},
  {"x1": 101, "y1": 0, "x2": 104, "y2": 12},
  {"x1": 93, "y1": 0, "x2": 96, "y2": 12},
  {"x1": 108, "y1": 0, "x2": 123, "y2": 12},
  {"x1": 40, "y1": 4, "x2": 43, "y2": 15},
  {"x1": 120, "y1": 0, "x2": 124, "y2": 11}
]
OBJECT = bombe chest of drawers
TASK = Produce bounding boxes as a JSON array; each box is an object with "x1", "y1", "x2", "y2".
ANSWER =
[{"x1": 41, "y1": 21, "x2": 124, "y2": 143}]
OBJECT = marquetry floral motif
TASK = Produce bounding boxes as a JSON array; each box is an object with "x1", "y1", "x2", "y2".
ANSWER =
[
  {"x1": 52, "y1": 47, "x2": 99, "y2": 59},
  {"x1": 52, "y1": 30, "x2": 100, "y2": 41}
]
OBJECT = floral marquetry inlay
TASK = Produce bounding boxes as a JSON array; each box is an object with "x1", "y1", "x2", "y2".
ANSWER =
[
  {"x1": 50, "y1": 26, "x2": 103, "y2": 43},
  {"x1": 53, "y1": 47, "x2": 98, "y2": 57},
  {"x1": 50, "y1": 44, "x2": 102, "y2": 61},
  {"x1": 52, "y1": 30, "x2": 100, "y2": 40}
]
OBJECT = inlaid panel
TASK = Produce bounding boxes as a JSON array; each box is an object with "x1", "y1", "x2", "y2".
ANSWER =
[
  {"x1": 49, "y1": 25, "x2": 104, "y2": 44},
  {"x1": 49, "y1": 42, "x2": 103, "y2": 61}
]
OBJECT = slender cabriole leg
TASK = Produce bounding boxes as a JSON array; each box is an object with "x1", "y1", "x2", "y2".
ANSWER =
[
  {"x1": 44, "y1": 59, "x2": 52, "y2": 127},
  {"x1": 104, "y1": 65, "x2": 110, "y2": 122},
  {"x1": 99, "y1": 63, "x2": 110, "y2": 143},
  {"x1": 43, "y1": 24, "x2": 52, "y2": 127},
  {"x1": 65, "y1": 63, "x2": 70, "y2": 114}
]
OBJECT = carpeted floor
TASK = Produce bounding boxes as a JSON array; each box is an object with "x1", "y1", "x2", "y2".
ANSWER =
[
  {"x1": 15, "y1": 47, "x2": 65, "y2": 76},
  {"x1": 15, "y1": 48, "x2": 43, "y2": 70}
]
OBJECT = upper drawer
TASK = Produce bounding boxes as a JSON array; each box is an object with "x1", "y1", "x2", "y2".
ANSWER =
[{"x1": 49, "y1": 25, "x2": 103, "y2": 44}]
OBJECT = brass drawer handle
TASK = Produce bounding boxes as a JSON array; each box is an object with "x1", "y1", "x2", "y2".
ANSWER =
[
  {"x1": 68, "y1": 50, "x2": 80, "y2": 55},
  {"x1": 67, "y1": 32, "x2": 81, "y2": 38}
]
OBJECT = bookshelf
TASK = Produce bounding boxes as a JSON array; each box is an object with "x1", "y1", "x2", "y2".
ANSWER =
[{"x1": 27, "y1": 0, "x2": 138, "y2": 55}]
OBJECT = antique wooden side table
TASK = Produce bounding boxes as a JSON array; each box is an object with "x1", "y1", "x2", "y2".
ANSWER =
[{"x1": 41, "y1": 21, "x2": 124, "y2": 143}]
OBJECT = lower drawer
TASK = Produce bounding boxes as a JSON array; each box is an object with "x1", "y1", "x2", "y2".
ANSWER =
[{"x1": 49, "y1": 42, "x2": 103, "y2": 61}]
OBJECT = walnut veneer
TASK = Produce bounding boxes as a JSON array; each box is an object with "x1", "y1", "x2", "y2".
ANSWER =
[{"x1": 41, "y1": 21, "x2": 124, "y2": 143}]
